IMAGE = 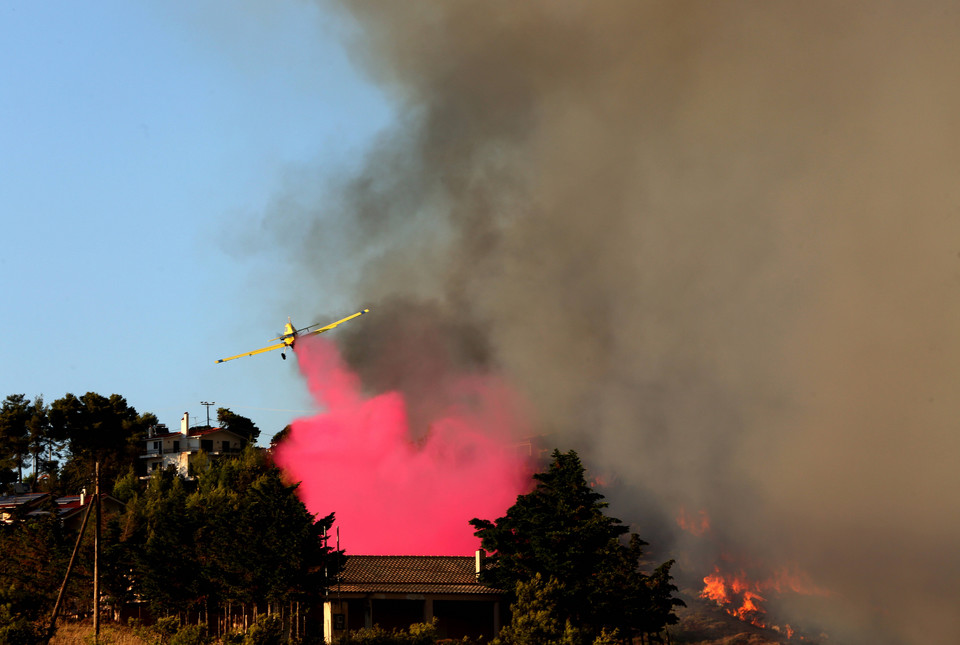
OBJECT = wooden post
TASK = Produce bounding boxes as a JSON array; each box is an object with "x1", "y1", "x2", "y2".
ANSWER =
[
  {"x1": 93, "y1": 460, "x2": 101, "y2": 642},
  {"x1": 43, "y1": 494, "x2": 95, "y2": 644}
]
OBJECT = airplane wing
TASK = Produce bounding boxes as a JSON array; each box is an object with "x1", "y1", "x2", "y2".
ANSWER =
[
  {"x1": 215, "y1": 309, "x2": 370, "y2": 364},
  {"x1": 301, "y1": 308, "x2": 371, "y2": 337},
  {"x1": 215, "y1": 341, "x2": 288, "y2": 364}
]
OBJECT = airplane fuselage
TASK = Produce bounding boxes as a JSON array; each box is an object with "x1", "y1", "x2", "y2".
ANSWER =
[
  {"x1": 215, "y1": 308, "x2": 369, "y2": 364},
  {"x1": 281, "y1": 321, "x2": 297, "y2": 346}
]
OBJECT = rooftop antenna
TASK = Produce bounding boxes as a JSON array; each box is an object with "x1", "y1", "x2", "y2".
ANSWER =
[{"x1": 200, "y1": 401, "x2": 215, "y2": 427}]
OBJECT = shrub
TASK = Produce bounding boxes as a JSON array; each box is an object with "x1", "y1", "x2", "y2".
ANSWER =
[
  {"x1": 337, "y1": 618, "x2": 438, "y2": 645},
  {"x1": 154, "y1": 616, "x2": 180, "y2": 644},
  {"x1": 243, "y1": 615, "x2": 284, "y2": 645},
  {"x1": 170, "y1": 624, "x2": 207, "y2": 645},
  {"x1": 0, "y1": 617, "x2": 41, "y2": 645}
]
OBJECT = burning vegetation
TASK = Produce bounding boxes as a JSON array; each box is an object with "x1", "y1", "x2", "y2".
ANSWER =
[
  {"x1": 699, "y1": 565, "x2": 830, "y2": 637},
  {"x1": 673, "y1": 507, "x2": 833, "y2": 640}
]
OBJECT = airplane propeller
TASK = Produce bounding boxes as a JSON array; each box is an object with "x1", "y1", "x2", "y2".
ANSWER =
[{"x1": 215, "y1": 308, "x2": 370, "y2": 364}]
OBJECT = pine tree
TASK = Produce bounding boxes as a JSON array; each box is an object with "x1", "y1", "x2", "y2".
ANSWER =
[
  {"x1": 0, "y1": 394, "x2": 33, "y2": 489},
  {"x1": 216, "y1": 408, "x2": 260, "y2": 444},
  {"x1": 471, "y1": 450, "x2": 683, "y2": 644},
  {"x1": 48, "y1": 392, "x2": 155, "y2": 490},
  {"x1": 115, "y1": 446, "x2": 342, "y2": 631}
]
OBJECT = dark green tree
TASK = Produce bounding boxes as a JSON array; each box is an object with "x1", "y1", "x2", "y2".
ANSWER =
[
  {"x1": 24, "y1": 396, "x2": 56, "y2": 487},
  {"x1": 640, "y1": 559, "x2": 684, "y2": 637},
  {"x1": 189, "y1": 447, "x2": 338, "y2": 609},
  {"x1": 0, "y1": 500, "x2": 72, "y2": 634},
  {"x1": 495, "y1": 574, "x2": 584, "y2": 645},
  {"x1": 119, "y1": 467, "x2": 200, "y2": 618},
  {"x1": 0, "y1": 394, "x2": 33, "y2": 489},
  {"x1": 470, "y1": 450, "x2": 683, "y2": 644},
  {"x1": 0, "y1": 395, "x2": 63, "y2": 492},
  {"x1": 216, "y1": 407, "x2": 260, "y2": 444},
  {"x1": 113, "y1": 447, "x2": 341, "y2": 632},
  {"x1": 48, "y1": 392, "x2": 155, "y2": 491},
  {"x1": 269, "y1": 425, "x2": 291, "y2": 450}
]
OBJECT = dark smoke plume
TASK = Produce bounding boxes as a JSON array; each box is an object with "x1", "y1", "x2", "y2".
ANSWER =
[{"x1": 267, "y1": 3, "x2": 960, "y2": 642}]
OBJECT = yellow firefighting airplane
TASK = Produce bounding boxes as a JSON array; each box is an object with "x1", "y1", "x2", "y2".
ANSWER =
[{"x1": 215, "y1": 309, "x2": 370, "y2": 363}]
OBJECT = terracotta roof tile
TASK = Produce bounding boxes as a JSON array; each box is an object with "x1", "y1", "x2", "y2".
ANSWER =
[
  {"x1": 187, "y1": 427, "x2": 222, "y2": 437},
  {"x1": 335, "y1": 582, "x2": 500, "y2": 595},
  {"x1": 337, "y1": 555, "x2": 501, "y2": 596},
  {"x1": 147, "y1": 432, "x2": 182, "y2": 440},
  {"x1": 56, "y1": 496, "x2": 84, "y2": 511}
]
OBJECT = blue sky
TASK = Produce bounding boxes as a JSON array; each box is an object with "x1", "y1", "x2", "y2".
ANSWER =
[{"x1": 0, "y1": 1, "x2": 391, "y2": 440}]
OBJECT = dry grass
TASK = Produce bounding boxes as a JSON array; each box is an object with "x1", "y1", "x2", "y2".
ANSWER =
[{"x1": 49, "y1": 621, "x2": 152, "y2": 645}]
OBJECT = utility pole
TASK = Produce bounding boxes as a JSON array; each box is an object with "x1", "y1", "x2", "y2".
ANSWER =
[
  {"x1": 200, "y1": 401, "x2": 215, "y2": 427},
  {"x1": 94, "y1": 459, "x2": 101, "y2": 643},
  {"x1": 46, "y1": 460, "x2": 102, "y2": 645},
  {"x1": 44, "y1": 492, "x2": 94, "y2": 644}
]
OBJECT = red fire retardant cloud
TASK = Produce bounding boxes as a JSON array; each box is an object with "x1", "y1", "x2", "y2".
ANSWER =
[{"x1": 274, "y1": 335, "x2": 533, "y2": 555}]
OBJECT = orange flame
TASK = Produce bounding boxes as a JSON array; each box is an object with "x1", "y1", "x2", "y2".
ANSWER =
[
  {"x1": 699, "y1": 567, "x2": 767, "y2": 628},
  {"x1": 686, "y1": 508, "x2": 831, "y2": 638},
  {"x1": 701, "y1": 570, "x2": 730, "y2": 604},
  {"x1": 737, "y1": 589, "x2": 765, "y2": 619},
  {"x1": 700, "y1": 564, "x2": 832, "y2": 636}
]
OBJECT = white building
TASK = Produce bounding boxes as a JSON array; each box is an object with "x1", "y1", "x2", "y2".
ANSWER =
[{"x1": 141, "y1": 412, "x2": 248, "y2": 477}]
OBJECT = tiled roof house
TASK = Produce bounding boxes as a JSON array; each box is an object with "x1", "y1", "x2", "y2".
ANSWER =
[
  {"x1": 324, "y1": 552, "x2": 503, "y2": 643},
  {"x1": 0, "y1": 492, "x2": 48, "y2": 523},
  {"x1": 0, "y1": 491, "x2": 123, "y2": 529},
  {"x1": 53, "y1": 493, "x2": 125, "y2": 531},
  {"x1": 141, "y1": 412, "x2": 247, "y2": 477}
]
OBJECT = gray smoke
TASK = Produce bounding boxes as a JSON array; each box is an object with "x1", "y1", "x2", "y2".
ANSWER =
[{"x1": 267, "y1": 2, "x2": 960, "y2": 642}]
